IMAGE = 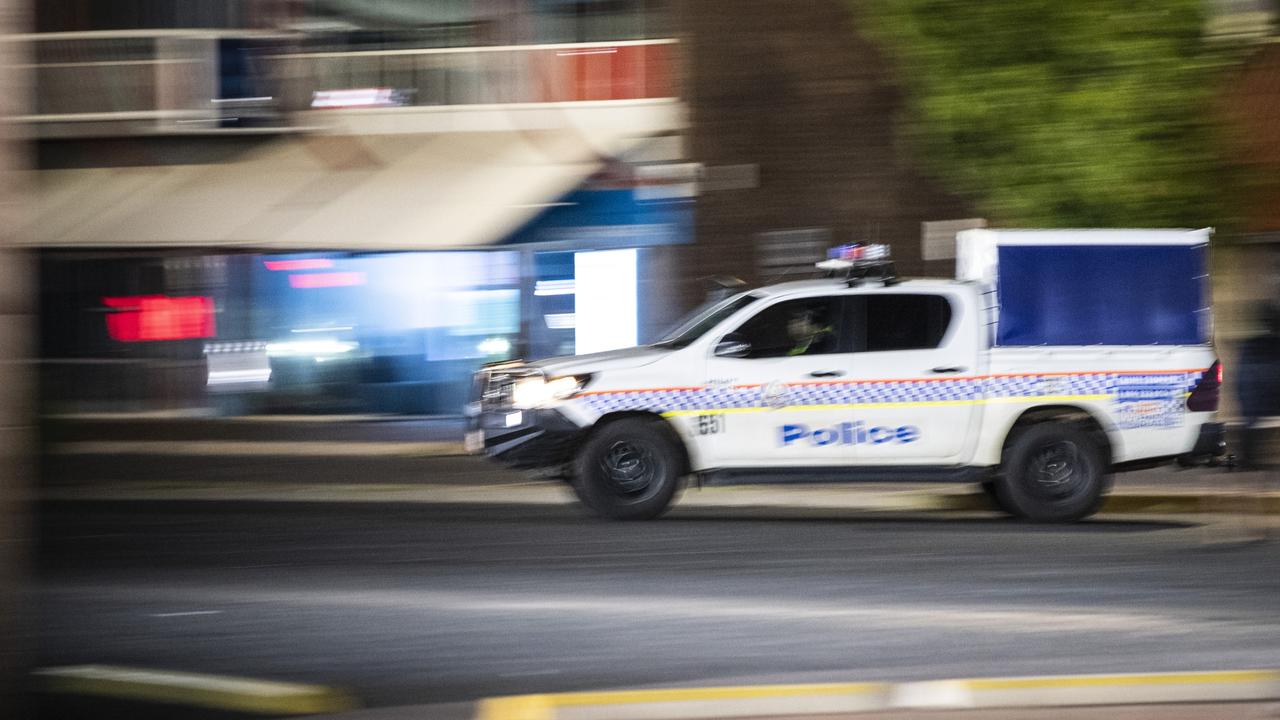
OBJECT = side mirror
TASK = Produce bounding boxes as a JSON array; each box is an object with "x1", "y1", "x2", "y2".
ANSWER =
[{"x1": 714, "y1": 334, "x2": 751, "y2": 358}]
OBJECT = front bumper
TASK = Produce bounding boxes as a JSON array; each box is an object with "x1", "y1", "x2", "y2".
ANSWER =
[{"x1": 466, "y1": 407, "x2": 586, "y2": 470}]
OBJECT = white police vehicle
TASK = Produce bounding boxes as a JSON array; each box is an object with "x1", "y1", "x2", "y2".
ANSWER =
[{"x1": 468, "y1": 229, "x2": 1225, "y2": 522}]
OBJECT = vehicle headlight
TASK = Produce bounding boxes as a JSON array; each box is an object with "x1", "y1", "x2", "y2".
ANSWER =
[
  {"x1": 511, "y1": 375, "x2": 589, "y2": 409},
  {"x1": 265, "y1": 339, "x2": 359, "y2": 358}
]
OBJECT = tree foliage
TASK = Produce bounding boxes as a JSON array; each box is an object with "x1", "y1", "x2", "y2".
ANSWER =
[{"x1": 860, "y1": 0, "x2": 1231, "y2": 227}]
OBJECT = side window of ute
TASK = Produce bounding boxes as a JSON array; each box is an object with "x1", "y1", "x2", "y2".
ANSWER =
[
  {"x1": 850, "y1": 294, "x2": 953, "y2": 352},
  {"x1": 727, "y1": 296, "x2": 844, "y2": 359}
]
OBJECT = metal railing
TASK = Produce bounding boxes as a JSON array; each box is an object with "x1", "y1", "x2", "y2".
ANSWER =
[
  {"x1": 12, "y1": 30, "x2": 293, "y2": 131},
  {"x1": 273, "y1": 38, "x2": 678, "y2": 107},
  {"x1": 11, "y1": 31, "x2": 679, "y2": 134}
]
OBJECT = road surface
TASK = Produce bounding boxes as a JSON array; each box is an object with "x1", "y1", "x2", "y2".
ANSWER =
[{"x1": 34, "y1": 494, "x2": 1280, "y2": 710}]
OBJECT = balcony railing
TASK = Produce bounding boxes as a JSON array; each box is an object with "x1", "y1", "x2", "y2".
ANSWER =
[
  {"x1": 11, "y1": 31, "x2": 679, "y2": 136},
  {"x1": 12, "y1": 30, "x2": 292, "y2": 133},
  {"x1": 276, "y1": 39, "x2": 677, "y2": 107}
]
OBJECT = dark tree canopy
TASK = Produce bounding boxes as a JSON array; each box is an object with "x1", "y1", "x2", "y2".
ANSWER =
[{"x1": 861, "y1": 0, "x2": 1229, "y2": 228}]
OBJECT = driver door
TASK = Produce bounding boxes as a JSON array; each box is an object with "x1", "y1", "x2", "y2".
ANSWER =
[{"x1": 698, "y1": 294, "x2": 856, "y2": 467}]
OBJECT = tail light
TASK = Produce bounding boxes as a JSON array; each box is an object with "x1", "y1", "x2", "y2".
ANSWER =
[{"x1": 1186, "y1": 360, "x2": 1221, "y2": 412}]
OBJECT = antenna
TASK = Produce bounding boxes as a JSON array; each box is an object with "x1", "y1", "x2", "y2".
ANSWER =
[{"x1": 764, "y1": 261, "x2": 822, "y2": 286}]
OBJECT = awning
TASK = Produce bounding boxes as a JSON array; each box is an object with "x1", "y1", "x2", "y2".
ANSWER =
[{"x1": 25, "y1": 129, "x2": 625, "y2": 251}]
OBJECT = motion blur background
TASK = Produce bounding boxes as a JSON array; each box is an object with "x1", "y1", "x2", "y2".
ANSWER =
[
  {"x1": 5, "y1": 0, "x2": 1280, "y2": 716},
  {"x1": 9, "y1": 0, "x2": 1280, "y2": 417}
]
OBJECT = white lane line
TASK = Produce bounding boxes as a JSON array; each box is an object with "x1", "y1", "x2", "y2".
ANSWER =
[
  {"x1": 53, "y1": 582, "x2": 1259, "y2": 636},
  {"x1": 499, "y1": 669, "x2": 562, "y2": 677},
  {"x1": 149, "y1": 610, "x2": 223, "y2": 618}
]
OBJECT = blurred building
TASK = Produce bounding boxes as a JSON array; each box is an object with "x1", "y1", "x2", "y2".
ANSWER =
[
  {"x1": 28, "y1": 0, "x2": 1279, "y2": 418},
  {"x1": 24, "y1": 0, "x2": 690, "y2": 415},
  {"x1": 678, "y1": 0, "x2": 980, "y2": 305},
  {"x1": 1214, "y1": 0, "x2": 1280, "y2": 418},
  {"x1": 22, "y1": 0, "x2": 996, "y2": 416}
]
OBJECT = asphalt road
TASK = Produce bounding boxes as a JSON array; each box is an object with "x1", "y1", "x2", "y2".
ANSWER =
[{"x1": 31, "y1": 493, "x2": 1280, "y2": 713}]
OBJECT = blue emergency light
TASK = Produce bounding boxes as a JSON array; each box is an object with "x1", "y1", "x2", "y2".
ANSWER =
[
  {"x1": 817, "y1": 244, "x2": 897, "y2": 286},
  {"x1": 826, "y1": 243, "x2": 890, "y2": 262}
]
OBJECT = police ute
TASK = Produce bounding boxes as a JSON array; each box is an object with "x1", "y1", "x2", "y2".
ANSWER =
[{"x1": 467, "y1": 229, "x2": 1225, "y2": 522}]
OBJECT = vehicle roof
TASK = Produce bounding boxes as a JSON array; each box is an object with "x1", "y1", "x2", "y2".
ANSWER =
[{"x1": 755, "y1": 277, "x2": 967, "y2": 296}]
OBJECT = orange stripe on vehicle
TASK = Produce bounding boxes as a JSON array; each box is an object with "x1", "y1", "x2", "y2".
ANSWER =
[
  {"x1": 578, "y1": 368, "x2": 1207, "y2": 397},
  {"x1": 578, "y1": 386, "x2": 705, "y2": 396},
  {"x1": 986, "y1": 368, "x2": 1207, "y2": 379},
  {"x1": 789, "y1": 376, "x2": 987, "y2": 386}
]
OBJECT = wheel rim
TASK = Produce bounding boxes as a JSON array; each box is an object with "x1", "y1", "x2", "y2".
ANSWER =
[
  {"x1": 600, "y1": 440, "x2": 659, "y2": 497},
  {"x1": 1027, "y1": 440, "x2": 1086, "y2": 499}
]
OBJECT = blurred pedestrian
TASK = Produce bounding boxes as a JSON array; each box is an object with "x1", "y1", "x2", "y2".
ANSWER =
[
  {"x1": 1219, "y1": 301, "x2": 1280, "y2": 542},
  {"x1": 1236, "y1": 302, "x2": 1280, "y2": 470}
]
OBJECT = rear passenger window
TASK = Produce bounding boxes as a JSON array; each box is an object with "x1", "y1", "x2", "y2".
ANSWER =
[{"x1": 861, "y1": 294, "x2": 953, "y2": 351}]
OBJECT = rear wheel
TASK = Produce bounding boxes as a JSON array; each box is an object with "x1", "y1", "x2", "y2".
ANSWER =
[
  {"x1": 571, "y1": 418, "x2": 683, "y2": 520},
  {"x1": 995, "y1": 422, "x2": 1108, "y2": 522}
]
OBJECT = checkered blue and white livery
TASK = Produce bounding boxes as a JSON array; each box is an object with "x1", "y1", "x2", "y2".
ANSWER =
[{"x1": 577, "y1": 371, "x2": 1205, "y2": 416}]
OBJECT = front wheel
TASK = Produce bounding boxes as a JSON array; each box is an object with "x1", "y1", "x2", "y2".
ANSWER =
[
  {"x1": 995, "y1": 422, "x2": 1109, "y2": 522},
  {"x1": 571, "y1": 418, "x2": 683, "y2": 520},
  {"x1": 979, "y1": 478, "x2": 1007, "y2": 513}
]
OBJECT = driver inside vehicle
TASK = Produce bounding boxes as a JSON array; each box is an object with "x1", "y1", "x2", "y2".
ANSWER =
[{"x1": 787, "y1": 307, "x2": 834, "y2": 356}]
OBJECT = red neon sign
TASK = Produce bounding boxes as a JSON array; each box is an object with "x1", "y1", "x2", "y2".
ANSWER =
[
  {"x1": 264, "y1": 259, "x2": 335, "y2": 272},
  {"x1": 288, "y1": 272, "x2": 366, "y2": 289},
  {"x1": 103, "y1": 295, "x2": 216, "y2": 342}
]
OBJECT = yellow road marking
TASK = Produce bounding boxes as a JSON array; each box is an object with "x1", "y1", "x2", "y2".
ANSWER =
[
  {"x1": 967, "y1": 670, "x2": 1280, "y2": 690},
  {"x1": 476, "y1": 671, "x2": 1280, "y2": 719},
  {"x1": 477, "y1": 694, "x2": 555, "y2": 720},
  {"x1": 35, "y1": 665, "x2": 357, "y2": 716},
  {"x1": 551, "y1": 682, "x2": 888, "y2": 706}
]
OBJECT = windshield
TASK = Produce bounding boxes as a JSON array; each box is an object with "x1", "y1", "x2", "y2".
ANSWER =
[{"x1": 653, "y1": 292, "x2": 761, "y2": 350}]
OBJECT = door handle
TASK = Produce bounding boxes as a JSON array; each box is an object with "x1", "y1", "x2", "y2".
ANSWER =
[
  {"x1": 809, "y1": 369, "x2": 845, "y2": 378},
  {"x1": 930, "y1": 366, "x2": 965, "y2": 374}
]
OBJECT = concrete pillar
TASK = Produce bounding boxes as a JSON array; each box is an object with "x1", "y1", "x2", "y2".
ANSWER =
[{"x1": 0, "y1": 0, "x2": 33, "y2": 717}]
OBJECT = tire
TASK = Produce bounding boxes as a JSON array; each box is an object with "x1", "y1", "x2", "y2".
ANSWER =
[
  {"x1": 571, "y1": 418, "x2": 684, "y2": 520},
  {"x1": 995, "y1": 422, "x2": 1109, "y2": 523}
]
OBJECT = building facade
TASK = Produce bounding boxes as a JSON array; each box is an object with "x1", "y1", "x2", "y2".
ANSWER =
[{"x1": 27, "y1": 0, "x2": 690, "y2": 415}]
